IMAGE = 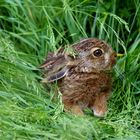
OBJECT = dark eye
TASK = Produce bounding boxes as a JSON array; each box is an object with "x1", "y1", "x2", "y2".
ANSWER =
[{"x1": 93, "y1": 49, "x2": 103, "y2": 57}]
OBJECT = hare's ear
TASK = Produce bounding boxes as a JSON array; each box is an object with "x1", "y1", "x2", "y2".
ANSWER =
[
  {"x1": 40, "y1": 56, "x2": 57, "y2": 68},
  {"x1": 41, "y1": 67, "x2": 69, "y2": 83}
]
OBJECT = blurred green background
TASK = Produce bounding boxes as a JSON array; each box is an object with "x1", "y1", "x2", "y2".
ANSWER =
[{"x1": 0, "y1": 0, "x2": 140, "y2": 139}]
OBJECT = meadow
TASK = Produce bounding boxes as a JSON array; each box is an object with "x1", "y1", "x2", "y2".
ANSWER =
[{"x1": 0, "y1": 0, "x2": 140, "y2": 139}]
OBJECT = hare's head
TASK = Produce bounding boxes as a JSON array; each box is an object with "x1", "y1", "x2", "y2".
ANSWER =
[{"x1": 72, "y1": 38, "x2": 116, "y2": 72}]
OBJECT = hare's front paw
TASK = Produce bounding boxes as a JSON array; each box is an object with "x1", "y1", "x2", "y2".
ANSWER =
[{"x1": 92, "y1": 94, "x2": 108, "y2": 117}]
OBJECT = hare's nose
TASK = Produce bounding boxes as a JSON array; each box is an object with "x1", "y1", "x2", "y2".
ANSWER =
[
  {"x1": 110, "y1": 52, "x2": 117, "y2": 66},
  {"x1": 112, "y1": 52, "x2": 117, "y2": 58}
]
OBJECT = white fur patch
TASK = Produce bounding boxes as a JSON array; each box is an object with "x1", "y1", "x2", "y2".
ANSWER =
[
  {"x1": 93, "y1": 108, "x2": 106, "y2": 117},
  {"x1": 104, "y1": 53, "x2": 110, "y2": 66}
]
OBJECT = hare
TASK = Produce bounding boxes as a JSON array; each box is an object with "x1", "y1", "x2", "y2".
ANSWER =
[{"x1": 41, "y1": 38, "x2": 116, "y2": 117}]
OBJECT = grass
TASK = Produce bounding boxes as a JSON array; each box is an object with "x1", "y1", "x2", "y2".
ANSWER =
[{"x1": 0, "y1": 0, "x2": 140, "y2": 139}]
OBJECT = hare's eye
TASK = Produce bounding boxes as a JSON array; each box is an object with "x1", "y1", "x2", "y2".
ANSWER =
[{"x1": 93, "y1": 49, "x2": 103, "y2": 57}]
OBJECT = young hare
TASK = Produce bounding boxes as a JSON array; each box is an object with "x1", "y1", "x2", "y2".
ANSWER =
[{"x1": 41, "y1": 38, "x2": 116, "y2": 117}]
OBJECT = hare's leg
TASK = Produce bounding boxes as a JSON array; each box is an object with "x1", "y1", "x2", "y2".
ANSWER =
[
  {"x1": 91, "y1": 93, "x2": 108, "y2": 117},
  {"x1": 71, "y1": 105, "x2": 84, "y2": 116},
  {"x1": 64, "y1": 102, "x2": 84, "y2": 116}
]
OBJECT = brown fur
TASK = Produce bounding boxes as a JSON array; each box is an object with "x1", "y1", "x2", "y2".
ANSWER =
[{"x1": 41, "y1": 38, "x2": 116, "y2": 117}]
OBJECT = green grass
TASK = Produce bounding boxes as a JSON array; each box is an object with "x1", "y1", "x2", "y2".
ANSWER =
[{"x1": 0, "y1": 0, "x2": 140, "y2": 139}]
